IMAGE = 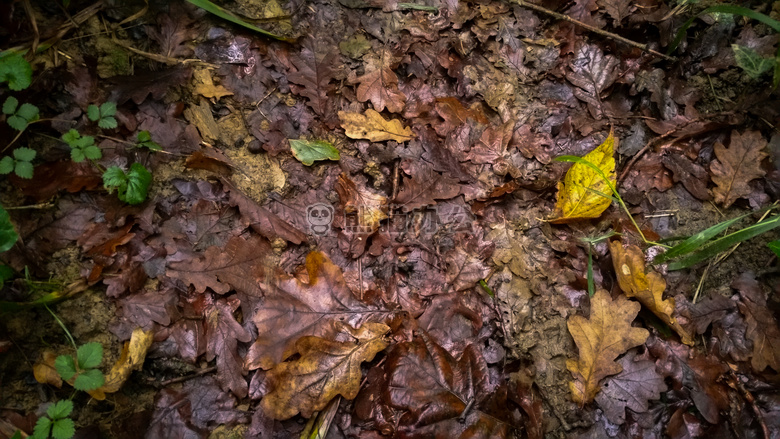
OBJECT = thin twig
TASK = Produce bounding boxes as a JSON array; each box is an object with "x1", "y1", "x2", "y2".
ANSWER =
[
  {"x1": 511, "y1": 0, "x2": 677, "y2": 62},
  {"x1": 157, "y1": 366, "x2": 218, "y2": 387}
]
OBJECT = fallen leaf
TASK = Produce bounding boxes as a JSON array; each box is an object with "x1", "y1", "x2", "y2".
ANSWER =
[
  {"x1": 394, "y1": 160, "x2": 460, "y2": 211},
  {"x1": 205, "y1": 296, "x2": 252, "y2": 397},
  {"x1": 166, "y1": 234, "x2": 270, "y2": 297},
  {"x1": 550, "y1": 131, "x2": 616, "y2": 223},
  {"x1": 349, "y1": 49, "x2": 406, "y2": 113},
  {"x1": 609, "y1": 241, "x2": 694, "y2": 346},
  {"x1": 289, "y1": 138, "x2": 340, "y2": 166},
  {"x1": 733, "y1": 272, "x2": 780, "y2": 371},
  {"x1": 384, "y1": 332, "x2": 517, "y2": 437},
  {"x1": 567, "y1": 289, "x2": 649, "y2": 405},
  {"x1": 594, "y1": 351, "x2": 666, "y2": 425},
  {"x1": 260, "y1": 322, "x2": 389, "y2": 420},
  {"x1": 245, "y1": 251, "x2": 391, "y2": 370},
  {"x1": 434, "y1": 97, "x2": 488, "y2": 137},
  {"x1": 661, "y1": 153, "x2": 711, "y2": 201},
  {"x1": 288, "y1": 36, "x2": 340, "y2": 116},
  {"x1": 710, "y1": 130, "x2": 768, "y2": 208},
  {"x1": 339, "y1": 109, "x2": 414, "y2": 143},
  {"x1": 90, "y1": 328, "x2": 154, "y2": 400},
  {"x1": 192, "y1": 69, "x2": 233, "y2": 100},
  {"x1": 335, "y1": 173, "x2": 388, "y2": 232},
  {"x1": 33, "y1": 351, "x2": 63, "y2": 388},
  {"x1": 223, "y1": 180, "x2": 308, "y2": 245},
  {"x1": 565, "y1": 43, "x2": 619, "y2": 118}
]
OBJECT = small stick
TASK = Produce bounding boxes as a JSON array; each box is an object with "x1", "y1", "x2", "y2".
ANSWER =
[
  {"x1": 158, "y1": 366, "x2": 217, "y2": 387},
  {"x1": 511, "y1": 0, "x2": 677, "y2": 62}
]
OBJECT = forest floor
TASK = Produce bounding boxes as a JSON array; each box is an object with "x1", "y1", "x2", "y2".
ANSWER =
[{"x1": 2, "y1": 0, "x2": 780, "y2": 438}]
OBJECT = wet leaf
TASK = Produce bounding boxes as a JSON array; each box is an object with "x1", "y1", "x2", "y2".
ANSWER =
[
  {"x1": 567, "y1": 289, "x2": 649, "y2": 405},
  {"x1": 710, "y1": 130, "x2": 768, "y2": 208},
  {"x1": 289, "y1": 139, "x2": 340, "y2": 166},
  {"x1": 89, "y1": 328, "x2": 153, "y2": 400},
  {"x1": 594, "y1": 351, "x2": 666, "y2": 425},
  {"x1": 550, "y1": 131, "x2": 616, "y2": 223},
  {"x1": 733, "y1": 273, "x2": 780, "y2": 371},
  {"x1": 261, "y1": 322, "x2": 389, "y2": 420},
  {"x1": 349, "y1": 49, "x2": 406, "y2": 113},
  {"x1": 565, "y1": 43, "x2": 619, "y2": 117},
  {"x1": 205, "y1": 296, "x2": 252, "y2": 397},
  {"x1": 246, "y1": 251, "x2": 391, "y2": 370},
  {"x1": 33, "y1": 351, "x2": 63, "y2": 388},
  {"x1": 339, "y1": 109, "x2": 414, "y2": 143},
  {"x1": 394, "y1": 160, "x2": 460, "y2": 211},
  {"x1": 610, "y1": 241, "x2": 694, "y2": 345},
  {"x1": 335, "y1": 173, "x2": 388, "y2": 232},
  {"x1": 288, "y1": 36, "x2": 340, "y2": 116}
]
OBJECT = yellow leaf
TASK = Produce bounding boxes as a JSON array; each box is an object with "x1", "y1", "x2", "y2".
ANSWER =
[
  {"x1": 338, "y1": 109, "x2": 414, "y2": 143},
  {"x1": 550, "y1": 131, "x2": 616, "y2": 223},
  {"x1": 88, "y1": 328, "x2": 153, "y2": 400},
  {"x1": 567, "y1": 289, "x2": 648, "y2": 405},
  {"x1": 609, "y1": 241, "x2": 694, "y2": 346},
  {"x1": 33, "y1": 351, "x2": 62, "y2": 388},
  {"x1": 260, "y1": 322, "x2": 390, "y2": 420}
]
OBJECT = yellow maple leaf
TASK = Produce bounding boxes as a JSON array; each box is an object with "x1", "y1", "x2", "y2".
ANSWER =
[
  {"x1": 550, "y1": 131, "x2": 616, "y2": 223},
  {"x1": 338, "y1": 109, "x2": 414, "y2": 143},
  {"x1": 609, "y1": 241, "x2": 694, "y2": 346},
  {"x1": 260, "y1": 322, "x2": 390, "y2": 420},
  {"x1": 567, "y1": 289, "x2": 648, "y2": 405}
]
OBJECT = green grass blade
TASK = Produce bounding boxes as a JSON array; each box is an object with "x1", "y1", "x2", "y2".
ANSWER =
[
  {"x1": 667, "y1": 214, "x2": 780, "y2": 270},
  {"x1": 668, "y1": 5, "x2": 780, "y2": 55},
  {"x1": 185, "y1": 0, "x2": 295, "y2": 42},
  {"x1": 653, "y1": 213, "x2": 749, "y2": 264}
]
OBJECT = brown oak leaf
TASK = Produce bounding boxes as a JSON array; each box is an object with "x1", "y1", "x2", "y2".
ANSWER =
[
  {"x1": 205, "y1": 296, "x2": 252, "y2": 397},
  {"x1": 567, "y1": 289, "x2": 649, "y2": 405},
  {"x1": 710, "y1": 130, "x2": 768, "y2": 208},
  {"x1": 349, "y1": 49, "x2": 406, "y2": 113},
  {"x1": 594, "y1": 351, "x2": 666, "y2": 425},
  {"x1": 335, "y1": 173, "x2": 388, "y2": 232},
  {"x1": 287, "y1": 36, "x2": 341, "y2": 116},
  {"x1": 732, "y1": 273, "x2": 780, "y2": 372},
  {"x1": 339, "y1": 109, "x2": 414, "y2": 143},
  {"x1": 260, "y1": 322, "x2": 389, "y2": 420},
  {"x1": 609, "y1": 241, "x2": 694, "y2": 345},
  {"x1": 394, "y1": 160, "x2": 460, "y2": 211},
  {"x1": 245, "y1": 251, "x2": 391, "y2": 370}
]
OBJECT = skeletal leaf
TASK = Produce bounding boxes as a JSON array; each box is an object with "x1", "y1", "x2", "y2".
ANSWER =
[
  {"x1": 260, "y1": 322, "x2": 389, "y2": 420},
  {"x1": 567, "y1": 289, "x2": 648, "y2": 405},
  {"x1": 550, "y1": 131, "x2": 616, "y2": 223},
  {"x1": 610, "y1": 241, "x2": 694, "y2": 346},
  {"x1": 338, "y1": 109, "x2": 414, "y2": 143}
]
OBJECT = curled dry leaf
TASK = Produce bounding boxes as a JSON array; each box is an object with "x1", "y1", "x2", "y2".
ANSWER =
[
  {"x1": 89, "y1": 328, "x2": 154, "y2": 400},
  {"x1": 339, "y1": 109, "x2": 414, "y2": 143},
  {"x1": 609, "y1": 241, "x2": 694, "y2": 346},
  {"x1": 710, "y1": 130, "x2": 768, "y2": 208},
  {"x1": 550, "y1": 131, "x2": 616, "y2": 223},
  {"x1": 567, "y1": 289, "x2": 649, "y2": 405},
  {"x1": 260, "y1": 322, "x2": 389, "y2": 420}
]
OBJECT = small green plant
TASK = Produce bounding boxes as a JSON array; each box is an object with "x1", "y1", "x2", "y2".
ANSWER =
[
  {"x1": 103, "y1": 162, "x2": 152, "y2": 205},
  {"x1": 0, "y1": 147, "x2": 36, "y2": 178},
  {"x1": 0, "y1": 52, "x2": 33, "y2": 91},
  {"x1": 31, "y1": 400, "x2": 75, "y2": 439},
  {"x1": 87, "y1": 102, "x2": 117, "y2": 129},
  {"x1": 3, "y1": 96, "x2": 39, "y2": 131},
  {"x1": 134, "y1": 130, "x2": 162, "y2": 151},
  {"x1": 61, "y1": 129, "x2": 101, "y2": 163},
  {"x1": 54, "y1": 342, "x2": 105, "y2": 391}
]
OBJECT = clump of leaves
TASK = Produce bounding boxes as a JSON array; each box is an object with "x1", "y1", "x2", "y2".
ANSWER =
[
  {"x1": 135, "y1": 130, "x2": 162, "y2": 151},
  {"x1": 3, "y1": 96, "x2": 39, "y2": 131},
  {"x1": 0, "y1": 147, "x2": 36, "y2": 178},
  {"x1": 0, "y1": 52, "x2": 33, "y2": 91},
  {"x1": 61, "y1": 129, "x2": 101, "y2": 162},
  {"x1": 87, "y1": 102, "x2": 117, "y2": 129},
  {"x1": 102, "y1": 163, "x2": 152, "y2": 205},
  {"x1": 54, "y1": 342, "x2": 105, "y2": 392},
  {"x1": 31, "y1": 400, "x2": 75, "y2": 439}
]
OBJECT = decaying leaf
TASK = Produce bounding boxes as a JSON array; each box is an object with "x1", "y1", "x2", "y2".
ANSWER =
[
  {"x1": 594, "y1": 351, "x2": 666, "y2": 425},
  {"x1": 567, "y1": 289, "x2": 649, "y2": 405},
  {"x1": 349, "y1": 49, "x2": 406, "y2": 113},
  {"x1": 733, "y1": 273, "x2": 780, "y2": 371},
  {"x1": 339, "y1": 109, "x2": 414, "y2": 143},
  {"x1": 246, "y1": 251, "x2": 391, "y2": 370},
  {"x1": 335, "y1": 173, "x2": 388, "y2": 232},
  {"x1": 609, "y1": 241, "x2": 694, "y2": 346},
  {"x1": 205, "y1": 296, "x2": 253, "y2": 397},
  {"x1": 710, "y1": 130, "x2": 768, "y2": 208},
  {"x1": 89, "y1": 328, "x2": 154, "y2": 400},
  {"x1": 550, "y1": 131, "x2": 616, "y2": 223},
  {"x1": 33, "y1": 351, "x2": 63, "y2": 388},
  {"x1": 260, "y1": 322, "x2": 389, "y2": 420}
]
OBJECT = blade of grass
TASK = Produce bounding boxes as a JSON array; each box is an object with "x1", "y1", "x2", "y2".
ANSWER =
[
  {"x1": 668, "y1": 214, "x2": 780, "y2": 270},
  {"x1": 668, "y1": 5, "x2": 780, "y2": 55},
  {"x1": 185, "y1": 0, "x2": 295, "y2": 42},
  {"x1": 653, "y1": 213, "x2": 749, "y2": 264}
]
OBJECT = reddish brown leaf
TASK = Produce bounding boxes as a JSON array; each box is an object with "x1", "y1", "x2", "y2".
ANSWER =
[
  {"x1": 245, "y1": 251, "x2": 391, "y2": 370},
  {"x1": 205, "y1": 295, "x2": 252, "y2": 397},
  {"x1": 394, "y1": 160, "x2": 460, "y2": 211},
  {"x1": 661, "y1": 153, "x2": 711, "y2": 201},
  {"x1": 12, "y1": 160, "x2": 101, "y2": 201},
  {"x1": 710, "y1": 130, "x2": 768, "y2": 208},
  {"x1": 594, "y1": 351, "x2": 666, "y2": 425},
  {"x1": 733, "y1": 273, "x2": 780, "y2": 372},
  {"x1": 166, "y1": 234, "x2": 270, "y2": 297},
  {"x1": 349, "y1": 49, "x2": 406, "y2": 113},
  {"x1": 565, "y1": 43, "x2": 619, "y2": 118},
  {"x1": 434, "y1": 97, "x2": 488, "y2": 137},
  {"x1": 223, "y1": 180, "x2": 307, "y2": 244},
  {"x1": 335, "y1": 173, "x2": 388, "y2": 233},
  {"x1": 287, "y1": 36, "x2": 341, "y2": 117}
]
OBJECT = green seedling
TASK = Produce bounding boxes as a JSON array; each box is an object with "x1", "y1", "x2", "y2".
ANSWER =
[
  {"x1": 0, "y1": 52, "x2": 33, "y2": 91},
  {"x1": 0, "y1": 147, "x2": 36, "y2": 178},
  {"x1": 47, "y1": 306, "x2": 105, "y2": 392},
  {"x1": 768, "y1": 240, "x2": 780, "y2": 259},
  {"x1": 31, "y1": 400, "x2": 75, "y2": 439},
  {"x1": 87, "y1": 102, "x2": 117, "y2": 129},
  {"x1": 3, "y1": 96, "x2": 39, "y2": 131},
  {"x1": 103, "y1": 162, "x2": 152, "y2": 205},
  {"x1": 61, "y1": 129, "x2": 101, "y2": 162},
  {"x1": 135, "y1": 130, "x2": 162, "y2": 151}
]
